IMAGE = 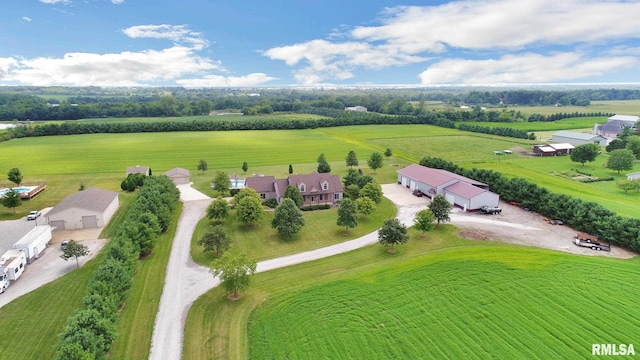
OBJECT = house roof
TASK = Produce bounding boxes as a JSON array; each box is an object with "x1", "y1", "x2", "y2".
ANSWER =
[
  {"x1": 126, "y1": 165, "x2": 149, "y2": 174},
  {"x1": 397, "y1": 164, "x2": 458, "y2": 187},
  {"x1": 444, "y1": 181, "x2": 486, "y2": 199},
  {"x1": 553, "y1": 131, "x2": 603, "y2": 141},
  {"x1": 165, "y1": 167, "x2": 189, "y2": 177},
  {"x1": 47, "y1": 188, "x2": 118, "y2": 217},
  {"x1": 608, "y1": 115, "x2": 639, "y2": 122},
  {"x1": 287, "y1": 172, "x2": 343, "y2": 194},
  {"x1": 534, "y1": 145, "x2": 555, "y2": 152},
  {"x1": 549, "y1": 143, "x2": 574, "y2": 150},
  {"x1": 245, "y1": 176, "x2": 276, "y2": 193},
  {"x1": 274, "y1": 178, "x2": 289, "y2": 197}
]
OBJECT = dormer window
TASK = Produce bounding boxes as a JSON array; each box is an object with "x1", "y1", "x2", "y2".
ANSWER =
[
  {"x1": 300, "y1": 183, "x2": 305, "y2": 192},
  {"x1": 322, "y1": 181, "x2": 328, "y2": 191}
]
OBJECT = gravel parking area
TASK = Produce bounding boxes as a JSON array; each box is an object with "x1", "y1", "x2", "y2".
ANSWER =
[
  {"x1": 0, "y1": 230, "x2": 106, "y2": 308},
  {"x1": 381, "y1": 184, "x2": 636, "y2": 259}
]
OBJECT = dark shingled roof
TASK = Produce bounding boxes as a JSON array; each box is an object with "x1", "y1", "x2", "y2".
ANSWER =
[
  {"x1": 245, "y1": 176, "x2": 276, "y2": 193},
  {"x1": 287, "y1": 172, "x2": 343, "y2": 195}
]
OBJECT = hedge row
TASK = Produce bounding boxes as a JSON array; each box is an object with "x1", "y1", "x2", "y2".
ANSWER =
[
  {"x1": 6, "y1": 109, "x2": 534, "y2": 142},
  {"x1": 54, "y1": 176, "x2": 180, "y2": 360},
  {"x1": 419, "y1": 156, "x2": 640, "y2": 252},
  {"x1": 300, "y1": 204, "x2": 331, "y2": 211}
]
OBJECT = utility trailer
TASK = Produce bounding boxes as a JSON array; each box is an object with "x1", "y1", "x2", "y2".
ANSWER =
[
  {"x1": 0, "y1": 250, "x2": 27, "y2": 293},
  {"x1": 574, "y1": 233, "x2": 610, "y2": 251}
]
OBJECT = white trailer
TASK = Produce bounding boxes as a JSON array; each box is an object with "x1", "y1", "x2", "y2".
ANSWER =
[
  {"x1": 0, "y1": 272, "x2": 8, "y2": 293},
  {"x1": 13, "y1": 225, "x2": 52, "y2": 263},
  {"x1": 0, "y1": 250, "x2": 27, "y2": 282}
]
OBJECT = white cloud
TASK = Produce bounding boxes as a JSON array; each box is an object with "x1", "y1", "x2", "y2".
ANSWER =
[
  {"x1": 39, "y1": 0, "x2": 70, "y2": 4},
  {"x1": 265, "y1": 0, "x2": 640, "y2": 84},
  {"x1": 177, "y1": 73, "x2": 277, "y2": 87},
  {"x1": 418, "y1": 52, "x2": 640, "y2": 84},
  {"x1": 22, "y1": 17, "x2": 32, "y2": 22},
  {"x1": 1, "y1": 47, "x2": 223, "y2": 86},
  {"x1": 123, "y1": 24, "x2": 208, "y2": 50},
  {"x1": 112, "y1": 0, "x2": 124, "y2": 3}
]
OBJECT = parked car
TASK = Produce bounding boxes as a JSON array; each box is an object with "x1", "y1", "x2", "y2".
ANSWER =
[
  {"x1": 27, "y1": 210, "x2": 41, "y2": 220},
  {"x1": 412, "y1": 189, "x2": 423, "y2": 197},
  {"x1": 61, "y1": 239, "x2": 72, "y2": 251}
]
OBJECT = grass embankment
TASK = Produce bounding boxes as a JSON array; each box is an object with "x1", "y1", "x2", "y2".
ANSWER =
[
  {"x1": 185, "y1": 226, "x2": 640, "y2": 359},
  {"x1": 192, "y1": 198, "x2": 396, "y2": 264}
]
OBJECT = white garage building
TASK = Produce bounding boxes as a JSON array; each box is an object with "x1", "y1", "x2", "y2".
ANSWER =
[
  {"x1": 397, "y1": 164, "x2": 500, "y2": 211},
  {"x1": 46, "y1": 188, "x2": 119, "y2": 230}
]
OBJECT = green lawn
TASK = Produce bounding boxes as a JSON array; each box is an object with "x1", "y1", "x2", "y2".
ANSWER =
[
  {"x1": 185, "y1": 226, "x2": 640, "y2": 359},
  {"x1": 192, "y1": 198, "x2": 397, "y2": 264},
  {"x1": 248, "y1": 246, "x2": 640, "y2": 359}
]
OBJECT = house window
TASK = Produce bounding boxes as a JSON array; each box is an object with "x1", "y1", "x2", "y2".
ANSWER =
[
  {"x1": 300, "y1": 184, "x2": 305, "y2": 192},
  {"x1": 334, "y1": 193, "x2": 340, "y2": 200},
  {"x1": 322, "y1": 182, "x2": 328, "y2": 190},
  {"x1": 260, "y1": 193, "x2": 266, "y2": 199},
  {"x1": 311, "y1": 196, "x2": 315, "y2": 202}
]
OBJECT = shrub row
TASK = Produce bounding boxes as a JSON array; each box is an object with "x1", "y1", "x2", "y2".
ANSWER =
[
  {"x1": 574, "y1": 169, "x2": 592, "y2": 176},
  {"x1": 527, "y1": 111, "x2": 614, "y2": 122},
  {"x1": 54, "y1": 176, "x2": 180, "y2": 360},
  {"x1": 580, "y1": 177, "x2": 614, "y2": 183},
  {"x1": 300, "y1": 204, "x2": 331, "y2": 211},
  {"x1": 262, "y1": 199, "x2": 278, "y2": 208},
  {"x1": 457, "y1": 123, "x2": 535, "y2": 140},
  {"x1": 419, "y1": 156, "x2": 640, "y2": 252}
]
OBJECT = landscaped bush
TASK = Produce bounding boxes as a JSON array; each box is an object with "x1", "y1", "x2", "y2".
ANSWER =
[
  {"x1": 263, "y1": 198, "x2": 278, "y2": 208},
  {"x1": 300, "y1": 204, "x2": 331, "y2": 211},
  {"x1": 574, "y1": 169, "x2": 592, "y2": 176},
  {"x1": 230, "y1": 188, "x2": 240, "y2": 196},
  {"x1": 419, "y1": 156, "x2": 640, "y2": 252},
  {"x1": 54, "y1": 175, "x2": 180, "y2": 360}
]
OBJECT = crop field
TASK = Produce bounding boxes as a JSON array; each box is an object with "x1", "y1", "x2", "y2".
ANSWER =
[{"x1": 247, "y1": 246, "x2": 640, "y2": 359}]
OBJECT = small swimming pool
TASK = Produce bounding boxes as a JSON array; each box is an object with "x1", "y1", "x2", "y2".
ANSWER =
[
  {"x1": 231, "y1": 179, "x2": 246, "y2": 189},
  {"x1": 0, "y1": 187, "x2": 32, "y2": 197}
]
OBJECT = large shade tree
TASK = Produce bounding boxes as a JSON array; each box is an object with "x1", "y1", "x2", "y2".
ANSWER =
[
  {"x1": 413, "y1": 209, "x2": 435, "y2": 238},
  {"x1": 428, "y1": 195, "x2": 452, "y2": 228},
  {"x1": 367, "y1": 152, "x2": 384, "y2": 174},
  {"x1": 213, "y1": 171, "x2": 231, "y2": 194},
  {"x1": 0, "y1": 189, "x2": 21, "y2": 213},
  {"x1": 336, "y1": 198, "x2": 358, "y2": 234},
  {"x1": 210, "y1": 253, "x2": 257, "y2": 300},
  {"x1": 60, "y1": 240, "x2": 90, "y2": 269},
  {"x1": 606, "y1": 149, "x2": 635, "y2": 174},
  {"x1": 7, "y1": 167, "x2": 22, "y2": 186},
  {"x1": 271, "y1": 198, "x2": 305, "y2": 239},
  {"x1": 570, "y1": 143, "x2": 600, "y2": 166},
  {"x1": 378, "y1": 218, "x2": 409, "y2": 253},
  {"x1": 345, "y1": 150, "x2": 358, "y2": 168},
  {"x1": 207, "y1": 197, "x2": 230, "y2": 223},
  {"x1": 236, "y1": 196, "x2": 263, "y2": 226},
  {"x1": 197, "y1": 225, "x2": 232, "y2": 256}
]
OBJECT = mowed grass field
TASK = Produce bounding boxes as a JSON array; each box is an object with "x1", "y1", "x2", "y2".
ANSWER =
[{"x1": 247, "y1": 246, "x2": 640, "y2": 359}]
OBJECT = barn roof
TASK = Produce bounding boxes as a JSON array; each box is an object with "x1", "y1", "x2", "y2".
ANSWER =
[
  {"x1": 444, "y1": 181, "x2": 486, "y2": 199},
  {"x1": 549, "y1": 143, "x2": 574, "y2": 150},
  {"x1": 397, "y1": 164, "x2": 457, "y2": 187},
  {"x1": 47, "y1": 188, "x2": 118, "y2": 217},
  {"x1": 553, "y1": 131, "x2": 602, "y2": 141},
  {"x1": 608, "y1": 114, "x2": 639, "y2": 122}
]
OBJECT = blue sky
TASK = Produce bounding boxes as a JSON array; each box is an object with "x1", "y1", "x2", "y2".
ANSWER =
[{"x1": 1, "y1": 0, "x2": 640, "y2": 87}]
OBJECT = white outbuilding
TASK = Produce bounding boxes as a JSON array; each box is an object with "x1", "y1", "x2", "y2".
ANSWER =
[{"x1": 46, "y1": 188, "x2": 119, "y2": 230}]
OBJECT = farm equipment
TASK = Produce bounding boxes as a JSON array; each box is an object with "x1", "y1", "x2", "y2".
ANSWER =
[
  {"x1": 480, "y1": 205, "x2": 502, "y2": 215},
  {"x1": 574, "y1": 232, "x2": 610, "y2": 251}
]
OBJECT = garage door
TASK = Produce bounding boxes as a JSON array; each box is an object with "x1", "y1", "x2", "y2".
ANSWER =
[
  {"x1": 409, "y1": 180, "x2": 416, "y2": 191},
  {"x1": 50, "y1": 220, "x2": 65, "y2": 231},
  {"x1": 401, "y1": 177, "x2": 407, "y2": 187},
  {"x1": 82, "y1": 215, "x2": 98, "y2": 228},
  {"x1": 445, "y1": 193, "x2": 455, "y2": 205}
]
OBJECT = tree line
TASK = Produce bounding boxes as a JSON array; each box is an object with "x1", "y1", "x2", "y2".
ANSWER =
[
  {"x1": 419, "y1": 156, "x2": 640, "y2": 252},
  {"x1": 527, "y1": 111, "x2": 614, "y2": 122},
  {"x1": 55, "y1": 176, "x2": 180, "y2": 359}
]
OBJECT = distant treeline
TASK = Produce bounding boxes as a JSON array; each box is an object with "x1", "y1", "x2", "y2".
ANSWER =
[
  {"x1": 419, "y1": 156, "x2": 640, "y2": 252},
  {"x1": 4, "y1": 109, "x2": 535, "y2": 141},
  {"x1": 1, "y1": 87, "x2": 639, "y2": 121}
]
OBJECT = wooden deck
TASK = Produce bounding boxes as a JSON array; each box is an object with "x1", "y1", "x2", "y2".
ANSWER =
[{"x1": 20, "y1": 183, "x2": 47, "y2": 199}]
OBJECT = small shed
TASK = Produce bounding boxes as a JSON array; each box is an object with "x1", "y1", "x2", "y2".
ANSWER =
[
  {"x1": 13, "y1": 225, "x2": 52, "y2": 263},
  {"x1": 549, "y1": 143, "x2": 575, "y2": 155},
  {"x1": 165, "y1": 167, "x2": 190, "y2": 185},
  {"x1": 532, "y1": 145, "x2": 556, "y2": 156},
  {"x1": 0, "y1": 250, "x2": 26, "y2": 281},
  {"x1": 126, "y1": 165, "x2": 150, "y2": 176},
  {"x1": 627, "y1": 172, "x2": 640, "y2": 181},
  {"x1": 46, "y1": 188, "x2": 119, "y2": 230}
]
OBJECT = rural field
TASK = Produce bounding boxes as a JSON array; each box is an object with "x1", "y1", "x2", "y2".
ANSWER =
[{"x1": 0, "y1": 106, "x2": 639, "y2": 359}]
